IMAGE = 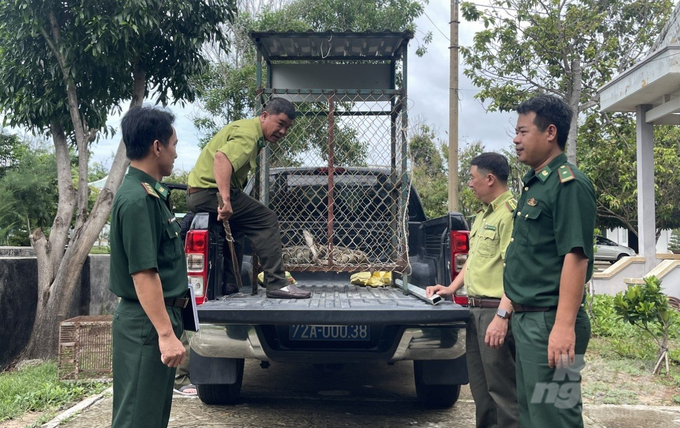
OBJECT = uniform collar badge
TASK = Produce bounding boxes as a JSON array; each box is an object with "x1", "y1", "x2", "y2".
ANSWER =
[
  {"x1": 527, "y1": 198, "x2": 538, "y2": 207},
  {"x1": 154, "y1": 182, "x2": 168, "y2": 198}
]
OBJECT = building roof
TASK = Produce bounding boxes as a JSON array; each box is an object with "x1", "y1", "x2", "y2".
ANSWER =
[{"x1": 599, "y1": 2, "x2": 680, "y2": 124}]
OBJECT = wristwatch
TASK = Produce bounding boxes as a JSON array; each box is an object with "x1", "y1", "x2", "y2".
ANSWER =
[{"x1": 496, "y1": 308, "x2": 511, "y2": 320}]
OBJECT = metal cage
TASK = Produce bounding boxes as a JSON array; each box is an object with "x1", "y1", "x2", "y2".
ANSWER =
[{"x1": 249, "y1": 31, "x2": 413, "y2": 275}]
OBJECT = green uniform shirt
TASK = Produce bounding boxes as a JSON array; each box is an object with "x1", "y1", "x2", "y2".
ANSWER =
[
  {"x1": 188, "y1": 117, "x2": 264, "y2": 190},
  {"x1": 503, "y1": 153, "x2": 596, "y2": 307},
  {"x1": 465, "y1": 190, "x2": 516, "y2": 298},
  {"x1": 109, "y1": 167, "x2": 187, "y2": 300}
]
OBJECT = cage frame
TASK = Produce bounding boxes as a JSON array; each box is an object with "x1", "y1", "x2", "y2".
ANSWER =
[{"x1": 248, "y1": 31, "x2": 414, "y2": 289}]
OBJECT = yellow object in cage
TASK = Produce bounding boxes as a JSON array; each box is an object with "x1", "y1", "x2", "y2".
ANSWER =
[
  {"x1": 350, "y1": 271, "x2": 392, "y2": 287},
  {"x1": 258, "y1": 271, "x2": 296, "y2": 285}
]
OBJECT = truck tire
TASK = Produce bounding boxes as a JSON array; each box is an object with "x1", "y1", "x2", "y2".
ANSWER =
[
  {"x1": 413, "y1": 360, "x2": 462, "y2": 408},
  {"x1": 196, "y1": 358, "x2": 245, "y2": 405}
]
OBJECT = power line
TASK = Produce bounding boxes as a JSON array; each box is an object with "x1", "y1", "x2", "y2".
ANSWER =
[{"x1": 423, "y1": 11, "x2": 450, "y2": 42}]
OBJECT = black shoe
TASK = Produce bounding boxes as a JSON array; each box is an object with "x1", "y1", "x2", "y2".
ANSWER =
[{"x1": 266, "y1": 284, "x2": 311, "y2": 299}]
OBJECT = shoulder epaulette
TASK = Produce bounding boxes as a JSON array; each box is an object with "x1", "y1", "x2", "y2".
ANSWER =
[
  {"x1": 141, "y1": 182, "x2": 159, "y2": 198},
  {"x1": 505, "y1": 198, "x2": 517, "y2": 213},
  {"x1": 558, "y1": 165, "x2": 575, "y2": 183}
]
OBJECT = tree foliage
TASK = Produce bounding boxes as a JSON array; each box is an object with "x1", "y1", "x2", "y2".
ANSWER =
[
  {"x1": 409, "y1": 124, "x2": 447, "y2": 218},
  {"x1": 0, "y1": 142, "x2": 58, "y2": 245},
  {"x1": 460, "y1": 0, "x2": 673, "y2": 163},
  {"x1": 0, "y1": 0, "x2": 237, "y2": 360},
  {"x1": 614, "y1": 276, "x2": 675, "y2": 374},
  {"x1": 578, "y1": 113, "x2": 680, "y2": 236}
]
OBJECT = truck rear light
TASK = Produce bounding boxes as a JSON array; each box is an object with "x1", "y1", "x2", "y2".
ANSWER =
[
  {"x1": 185, "y1": 230, "x2": 209, "y2": 305},
  {"x1": 450, "y1": 231, "x2": 470, "y2": 306},
  {"x1": 188, "y1": 276, "x2": 205, "y2": 304},
  {"x1": 186, "y1": 254, "x2": 204, "y2": 272}
]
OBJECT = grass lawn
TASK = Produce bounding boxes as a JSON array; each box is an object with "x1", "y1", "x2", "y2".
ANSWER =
[{"x1": 0, "y1": 360, "x2": 109, "y2": 427}]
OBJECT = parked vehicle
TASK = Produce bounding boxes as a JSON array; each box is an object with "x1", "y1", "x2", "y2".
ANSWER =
[
  {"x1": 183, "y1": 30, "x2": 471, "y2": 409},
  {"x1": 595, "y1": 235, "x2": 635, "y2": 263},
  {"x1": 184, "y1": 168, "x2": 470, "y2": 408}
]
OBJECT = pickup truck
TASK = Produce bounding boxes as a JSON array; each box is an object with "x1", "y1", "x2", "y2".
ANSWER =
[{"x1": 183, "y1": 167, "x2": 471, "y2": 408}]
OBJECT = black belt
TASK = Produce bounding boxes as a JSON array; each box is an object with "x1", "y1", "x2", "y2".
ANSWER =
[
  {"x1": 512, "y1": 302, "x2": 556, "y2": 312},
  {"x1": 165, "y1": 297, "x2": 190, "y2": 308},
  {"x1": 468, "y1": 296, "x2": 501, "y2": 308},
  {"x1": 187, "y1": 187, "x2": 208, "y2": 195}
]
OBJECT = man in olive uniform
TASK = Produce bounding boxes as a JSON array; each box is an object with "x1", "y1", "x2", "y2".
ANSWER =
[
  {"x1": 109, "y1": 106, "x2": 188, "y2": 427},
  {"x1": 505, "y1": 95, "x2": 596, "y2": 427},
  {"x1": 187, "y1": 97, "x2": 310, "y2": 299},
  {"x1": 427, "y1": 153, "x2": 520, "y2": 428}
]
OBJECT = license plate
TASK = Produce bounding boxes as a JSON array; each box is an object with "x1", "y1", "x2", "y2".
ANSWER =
[{"x1": 289, "y1": 325, "x2": 370, "y2": 341}]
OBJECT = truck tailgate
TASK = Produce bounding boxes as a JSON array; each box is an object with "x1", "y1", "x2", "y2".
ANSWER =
[{"x1": 197, "y1": 283, "x2": 470, "y2": 325}]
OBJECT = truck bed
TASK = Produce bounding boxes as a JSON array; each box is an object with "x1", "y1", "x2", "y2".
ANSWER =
[{"x1": 197, "y1": 273, "x2": 470, "y2": 325}]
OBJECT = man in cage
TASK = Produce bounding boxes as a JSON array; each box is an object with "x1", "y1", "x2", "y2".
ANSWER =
[{"x1": 186, "y1": 97, "x2": 310, "y2": 299}]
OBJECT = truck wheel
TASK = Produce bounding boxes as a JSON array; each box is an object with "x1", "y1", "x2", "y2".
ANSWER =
[
  {"x1": 413, "y1": 360, "x2": 461, "y2": 408},
  {"x1": 196, "y1": 358, "x2": 245, "y2": 405}
]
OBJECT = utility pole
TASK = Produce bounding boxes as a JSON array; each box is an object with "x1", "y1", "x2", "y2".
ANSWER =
[{"x1": 448, "y1": 0, "x2": 459, "y2": 211}]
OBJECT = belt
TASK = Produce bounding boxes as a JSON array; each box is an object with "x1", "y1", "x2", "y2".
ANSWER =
[
  {"x1": 187, "y1": 187, "x2": 207, "y2": 195},
  {"x1": 467, "y1": 296, "x2": 501, "y2": 308},
  {"x1": 512, "y1": 302, "x2": 556, "y2": 312},
  {"x1": 165, "y1": 297, "x2": 190, "y2": 308}
]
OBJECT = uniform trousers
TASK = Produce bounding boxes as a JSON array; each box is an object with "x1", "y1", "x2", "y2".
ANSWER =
[
  {"x1": 467, "y1": 307, "x2": 520, "y2": 428},
  {"x1": 112, "y1": 298, "x2": 183, "y2": 428},
  {"x1": 187, "y1": 187, "x2": 288, "y2": 291},
  {"x1": 513, "y1": 307, "x2": 591, "y2": 428}
]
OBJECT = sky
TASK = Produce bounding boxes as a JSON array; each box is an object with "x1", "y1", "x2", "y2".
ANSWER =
[{"x1": 90, "y1": 0, "x2": 518, "y2": 173}]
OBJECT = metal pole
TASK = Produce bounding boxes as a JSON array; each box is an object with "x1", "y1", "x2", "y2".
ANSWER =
[{"x1": 448, "y1": 0, "x2": 460, "y2": 212}]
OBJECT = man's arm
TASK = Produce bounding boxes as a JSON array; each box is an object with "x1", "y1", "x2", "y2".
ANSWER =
[
  {"x1": 548, "y1": 249, "x2": 588, "y2": 368},
  {"x1": 426, "y1": 260, "x2": 467, "y2": 298},
  {"x1": 132, "y1": 269, "x2": 185, "y2": 368},
  {"x1": 214, "y1": 151, "x2": 234, "y2": 221},
  {"x1": 485, "y1": 293, "x2": 513, "y2": 349}
]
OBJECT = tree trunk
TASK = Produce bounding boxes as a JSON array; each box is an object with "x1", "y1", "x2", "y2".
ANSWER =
[{"x1": 21, "y1": 68, "x2": 146, "y2": 360}]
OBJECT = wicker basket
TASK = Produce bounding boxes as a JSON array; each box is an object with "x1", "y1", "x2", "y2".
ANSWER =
[{"x1": 58, "y1": 315, "x2": 113, "y2": 380}]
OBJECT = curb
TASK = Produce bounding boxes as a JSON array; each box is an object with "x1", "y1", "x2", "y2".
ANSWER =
[{"x1": 42, "y1": 387, "x2": 112, "y2": 428}]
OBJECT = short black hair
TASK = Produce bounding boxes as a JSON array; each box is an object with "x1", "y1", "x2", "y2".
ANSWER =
[
  {"x1": 471, "y1": 152, "x2": 510, "y2": 183},
  {"x1": 516, "y1": 95, "x2": 573, "y2": 150},
  {"x1": 263, "y1": 97, "x2": 296, "y2": 120},
  {"x1": 121, "y1": 106, "x2": 175, "y2": 160}
]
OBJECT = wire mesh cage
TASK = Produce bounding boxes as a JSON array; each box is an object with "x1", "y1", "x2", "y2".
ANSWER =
[
  {"x1": 58, "y1": 315, "x2": 113, "y2": 381},
  {"x1": 258, "y1": 90, "x2": 410, "y2": 273}
]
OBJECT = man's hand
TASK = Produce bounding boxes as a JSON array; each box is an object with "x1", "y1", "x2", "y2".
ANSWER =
[
  {"x1": 217, "y1": 196, "x2": 232, "y2": 221},
  {"x1": 158, "y1": 333, "x2": 186, "y2": 368},
  {"x1": 548, "y1": 322, "x2": 575, "y2": 368},
  {"x1": 426, "y1": 284, "x2": 451, "y2": 298},
  {"x1": 485, "y1": 316, "x2": 508, "y2": 349}
]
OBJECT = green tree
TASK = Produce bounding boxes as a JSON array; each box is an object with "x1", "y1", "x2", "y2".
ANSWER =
[
  {"x1": 0, "y1": 132, "x2": 26, "y2": 178},
  {"x1": 457, "y1": 140, "x2": 484, "y2": 222},
  {"x1": 460, "y1": 0, "x2": 673, "y2": 164},
  {"x1": 0, "y1": 144, "x2": 58, "y2": 245},
  {"x1": 578, "y1": 113, "x2": 680, "y2": 237},
  {"x1": 614, "y1": 276, "x2": 675, "y2": 375},
  {"x1": 0, "y1": 0, "x2": 237, "y2": 359},
  {"x1": 409, "y1": 124, "x2": 447, "y2": 218}
]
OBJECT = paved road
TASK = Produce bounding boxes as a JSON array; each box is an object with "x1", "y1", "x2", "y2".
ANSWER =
[{"x1": 51, "y1": 360, "x2": 680, "y2": 428}]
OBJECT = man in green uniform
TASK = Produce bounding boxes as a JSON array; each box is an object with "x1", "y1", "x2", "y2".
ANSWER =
[
  {"x1": 109, "y1": 106, "x2": 188, "y2": 427},
  {"x1": 427, "y1": 152, "x2": 520, "y2": 428},
  {"x1": 187, "y1": 97, "x2": 310, "y2": 299},
  {"x1": 504, "y1": 95, "x2": 596, "y2": 427}
]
